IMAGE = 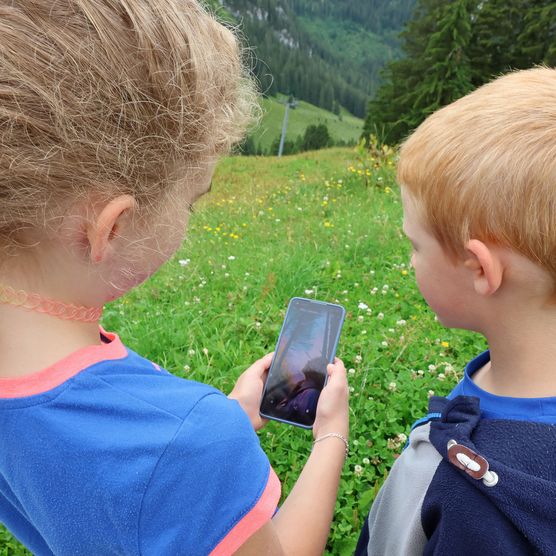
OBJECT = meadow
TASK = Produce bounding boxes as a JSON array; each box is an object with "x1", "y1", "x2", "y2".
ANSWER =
[
  {"x1": 251, "y1": 96, "x2": 364, "y2": 153},
  {"x1": 0, "y1": 146, "x2": 486, "y2": 555}
]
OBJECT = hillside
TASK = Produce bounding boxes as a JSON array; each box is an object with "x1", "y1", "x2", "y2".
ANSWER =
[
  {"x1": 251, "y1": 95, "x2": 364, "y2": 154},
  {"x1": 215, "y1": 0, "x2": 416, "y2": 117}
]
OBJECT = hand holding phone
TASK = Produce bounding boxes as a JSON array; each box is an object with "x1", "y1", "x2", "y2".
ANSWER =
[
  {"x1": 259, "y1": 297, "x2": 346, "y2": 429},
  {"x1": 228, "y1": 353, "x2": 274, "y2": 431}
]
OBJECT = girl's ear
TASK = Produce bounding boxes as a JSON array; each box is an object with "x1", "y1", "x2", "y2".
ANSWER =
[
  {"x1": 464, "y1": 239, "x2": 504, "y2": 296},
  {"x1": 87, "y1": 195, "x2": 136, "y2": 264}
]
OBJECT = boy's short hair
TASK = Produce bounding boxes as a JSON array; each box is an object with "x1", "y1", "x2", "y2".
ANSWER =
[
  {"x1": 397, "y1": 67, "x2": 556, "y2": 283},
  {"x1": 0, "y1": 0, "x2": 257, "y2": 251}
]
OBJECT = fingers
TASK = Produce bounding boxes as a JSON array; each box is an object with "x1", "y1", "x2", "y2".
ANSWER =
[{"x1": 245, "y1": 352, "x2": 274, "y2": 377}]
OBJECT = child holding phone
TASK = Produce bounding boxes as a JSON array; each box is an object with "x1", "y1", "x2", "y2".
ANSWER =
[{"x1": 0, "y1": 1, "x2": 349, "y2": 554}]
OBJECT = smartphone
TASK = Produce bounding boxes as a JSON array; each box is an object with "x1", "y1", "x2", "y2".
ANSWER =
[{"x1": 259, "y1": 297, "x2": 346, "y2": 429}]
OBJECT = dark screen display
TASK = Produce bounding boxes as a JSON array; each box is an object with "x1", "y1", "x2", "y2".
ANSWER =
[{"x1": 260, "y1": 298, "x2": 345, "y2": 427}]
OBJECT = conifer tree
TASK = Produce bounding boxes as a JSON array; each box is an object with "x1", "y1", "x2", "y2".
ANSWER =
[
  {"x1": 408, "y1": 0, "x2": 473, "y2": 121},
  {"x1": 362, "y1": 0, "x2": 445, "y2": 145},
  {"x1": 516, "y1": 1, "x2": 556, "y2": 68}
]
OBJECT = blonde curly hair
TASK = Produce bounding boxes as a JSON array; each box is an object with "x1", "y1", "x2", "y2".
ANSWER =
[{"x1": 0, "y1": 0, "x2": 258, "y2": 253}]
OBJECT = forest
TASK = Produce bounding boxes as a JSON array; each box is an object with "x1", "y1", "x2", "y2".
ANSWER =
[
  {"x1": 217, "y1": 0, "x2": 416, "y2": 117},
  {"x1": 362, "y1": 0, "x2": 556, "y2": 144}
]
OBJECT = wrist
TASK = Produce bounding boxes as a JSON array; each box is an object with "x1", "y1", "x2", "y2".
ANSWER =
[
  {"x1": 312, "y1": 432, "x2": 349, "y2": 458},
  {"x1": 314, "y1": 422, "x2": 349, "y2": 440}
]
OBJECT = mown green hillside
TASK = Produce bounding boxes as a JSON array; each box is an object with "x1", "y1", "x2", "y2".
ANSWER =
[{"x1": 251, "y1": 96, "x2": 364, "y2": 154}]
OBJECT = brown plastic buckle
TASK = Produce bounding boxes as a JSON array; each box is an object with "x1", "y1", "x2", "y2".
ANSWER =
[{"x1": 447, "y1": 440, "x2": 489, "y2": 480}]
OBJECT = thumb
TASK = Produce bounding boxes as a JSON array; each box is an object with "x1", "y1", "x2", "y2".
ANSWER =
[
  {"x1": 325, "y1": 358, "x2": 346, "y2": 385},
  {"x1": 246, "y1": 352, "x2": 274, "y2": 377}
]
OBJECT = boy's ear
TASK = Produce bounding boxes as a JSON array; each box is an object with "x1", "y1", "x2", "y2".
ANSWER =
[
  {"x1": 87, "y1": 195, "x2": 136, "y2": 264},
  {"x1": 464, "y1": 239, "x2": 504, "y2": 296}
]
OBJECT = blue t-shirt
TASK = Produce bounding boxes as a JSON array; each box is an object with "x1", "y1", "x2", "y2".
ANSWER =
[
  {"x1": 0, "y1": 327, "x2": 280, "y2": 555},
  {"x1": 449, "y1": 350, "x2": 556, "y2": 423}
]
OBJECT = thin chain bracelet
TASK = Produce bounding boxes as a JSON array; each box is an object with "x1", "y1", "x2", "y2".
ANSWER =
[{"x1": 313, "y1": 432, "x2": 349, "y2": 458}]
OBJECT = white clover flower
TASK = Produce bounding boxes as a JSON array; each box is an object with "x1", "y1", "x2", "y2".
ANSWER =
[
  {"x1": 358, "y1": 302, "x2": 369, "y2": 310},
  {"x1": 349, "y1": 386, "x2": 355, "y2": 393},
  {"x1": 188, "y1": 349, "x2": 196, "y2": 356},
  {"x1": 438, "y1": 373, "x2": 446, "y2": 381},
  {"x1": 381, "y1": 341, "x2": 388, "y2": 347},
  {"x1": 357, "y1": 315, "x2": 364, "y2": 322},
  {"x1": 382, "y1": 284, "x2": 389, "y2": 290},
  {"x1": 354, "y1": 282, "x2": 360, "y2": 287},
  {"x1": 428, "y1": 364, "x2": 437, "y2": 371},
  {"x1": 428, "y1": 390, "x2": 435, "y2": 397},
  {"x1": 183, "y1": 365, "x2": 191, "y2": 372},
  {"x1": 355, "y1": 355, "x2": 363, "y2": 364},
  {"x1": 370, "y1": 270, "x2": 375, "y2": 275},
  {"x1": 388, "y1": 382, "x2": 397, "y2": 391},
  {"x1": 348, "y1": 368, "x2": 355, "y2": 375},
  {"x1": 354, "y1": 465, "x2": 363, "y2": 476},
  {"x1": 417, "y1": 370, "x2": 424, "y2": 376},
  {"x1": 397, "y1": 433, "x2": 407, "y2": 443},
  {"x1": 363, "y1": 457, "x2": 370, "y2": 465},
  {"x1": 228, "y1": 255, "x2": 236, "y2": 260},
  {"x1": 255, "y1": 322, "x2": 262, "y2": 328},
  {"x1": 178, "y1": 259, "x2": 190, "y2": 266},
  {"x1": 388, "y1": 328, "x2": 395, "y2": 333},
  {"x1": 202, "y1": 348, "x2": 209, "y2": 356},
  {"x1": 377, "y1": 312, "x2": 384, "y2": 320},
  {"x1": 396, "y1": 319, "x2": 407, "y2": 326},
  {"x1": 245, "y1": 272, "x2": 250, "y2": 276},
  {"x1": 304, "y1": 289, "x2": 314, "y2": 295}
]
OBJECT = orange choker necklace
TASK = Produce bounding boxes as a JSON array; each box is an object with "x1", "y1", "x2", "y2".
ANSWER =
[{"x1": 0, "y1": 283, "x2": 103, "y2": 323}]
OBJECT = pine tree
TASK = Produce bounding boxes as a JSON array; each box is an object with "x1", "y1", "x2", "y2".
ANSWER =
[
  {"x1": 408, "y1": 0, "x2": 474, "y2": 120},
  {"x1": 516, "y1": 1, "x2": 556, "y2": 68},
  {"x1": 467, "y1": 0, "x2": 527, "y2": 85},
  {"x1": 362, "y1": 0, "x2": 446, "y2": 145}
]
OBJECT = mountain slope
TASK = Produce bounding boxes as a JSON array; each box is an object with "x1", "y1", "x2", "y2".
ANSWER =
[
  {"x1": 252, "y1": 95, "x2": 363, "y2": 153},
  {"x1": 217, "y1": 0, "x2": 416, "y2": 117}
]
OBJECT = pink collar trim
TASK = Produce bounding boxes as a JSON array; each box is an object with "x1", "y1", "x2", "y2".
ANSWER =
[{"x1": 0, "y1": 325, "x2": 128, "y2": 399}]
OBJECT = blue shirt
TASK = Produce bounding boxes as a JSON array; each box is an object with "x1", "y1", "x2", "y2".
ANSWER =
[
  {"x1": 449, "y1": 350, "x2": 556, "y2": 424},
  {"x1": 0, "y1": 327, "x2": 280, "y2": 555}
]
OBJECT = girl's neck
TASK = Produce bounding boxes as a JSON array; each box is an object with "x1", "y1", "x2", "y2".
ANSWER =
[{"x1": 0, "y1": 286, "x2": 103, "y2": 379}]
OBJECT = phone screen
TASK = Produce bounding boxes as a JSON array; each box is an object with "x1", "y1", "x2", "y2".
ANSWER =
[{"x1": 260, "y1": 298, "x2": 345, "y2": 428}]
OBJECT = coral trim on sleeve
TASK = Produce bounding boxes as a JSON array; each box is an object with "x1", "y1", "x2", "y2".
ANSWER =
[{"x1": 209, "y1": 466, "x2": 281, "y2": 556}]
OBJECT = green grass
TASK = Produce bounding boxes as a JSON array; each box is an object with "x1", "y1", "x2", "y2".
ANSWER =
[
  {"x1": 251, "y1": 96, "x2": 364, "y2": 153},
  {"x1": 0, "y1": 147, "x2": 486, "y2": 554}
]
